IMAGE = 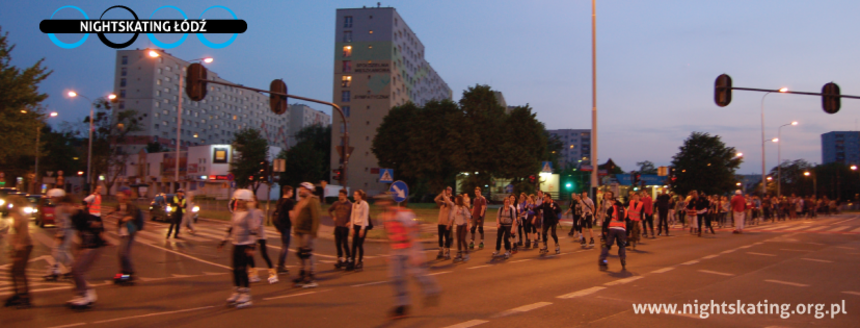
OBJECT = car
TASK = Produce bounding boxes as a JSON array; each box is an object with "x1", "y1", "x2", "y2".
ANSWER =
[
  {"x1": 2, "y1": 190, "x2": 29, "y2": 217},
  {"x1": 0, "y1": 187, "x2": 19, "y2": 216},
  {"x1": 149, "y1": 193, "x2": 199, "y2": 222},
  {"x1": 26, "y1": 195, "x2": 57, "y2": 228}
]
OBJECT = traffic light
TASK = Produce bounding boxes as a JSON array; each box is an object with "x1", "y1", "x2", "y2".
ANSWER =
[
  {"x1": 714, "y1": 74, "x2": 732, "y2": 107},
  {"x1": 528, "y1": 175, "x2": 536, "y2": 184},
  {"x1": 632, "y1": 171, "x2": 640, "y2": 187},
  {"x1": 186, "y1": 63, "x2": 208, "y2": 101},
  {"x1": 333, "y1": 167, "x2": 343, "y2": 182},
  {"x1": 822, "y1": 82, "x2": 841, "y2": 114},
  {"x1": 270, "y1": 79, "x2": 288, "y2": 115}
]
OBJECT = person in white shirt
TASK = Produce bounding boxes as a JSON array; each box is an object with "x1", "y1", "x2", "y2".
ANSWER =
[{"x1": 349, "y1": 190, "x2": 370, "y2": 271}]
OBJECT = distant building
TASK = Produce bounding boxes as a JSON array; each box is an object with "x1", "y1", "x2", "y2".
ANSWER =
[
  {"x1": 332, "y1": 6, "x2": 452, "y2": 194},
  {"x1": 547, "y1": 129, "x2": 593, "y2": 168},
  {"x1": 288, "y1": 103, "x2": 332, "y2": 147},
  {"x1": 822, "y1": 131, "x2": 860, "y2": 166}
]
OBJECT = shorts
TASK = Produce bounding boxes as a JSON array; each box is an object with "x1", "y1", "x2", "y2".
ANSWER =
[{"x1": 580, "y1": 214, "x2": 593, "y2": 229}]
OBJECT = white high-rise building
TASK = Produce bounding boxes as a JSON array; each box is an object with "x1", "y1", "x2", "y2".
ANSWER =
[
  {"x1": 547, "y1": 129, "x2": 593, "y2": 169},
  {"x1": 288, "y1": 103, "x2": 332, "y2": 147}
]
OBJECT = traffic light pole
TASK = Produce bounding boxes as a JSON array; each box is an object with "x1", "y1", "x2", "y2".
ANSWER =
[{"x1": 199, "y1": 79, "x2": 350, "y2": 187}]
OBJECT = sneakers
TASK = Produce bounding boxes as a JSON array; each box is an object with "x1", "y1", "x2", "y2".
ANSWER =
[
  {"x1": 621, "y1": 259, "x2": 627, "y2": 271},
  {"x1": 267, "y1": 268, "x2": 279, "y2": 284},
  {"x1": 292, "y1": 270, "x2": 306, "y2": 287},
  {"x1": 524, "y1": 240, "x2": 531, "y2": 249},
  {"x1": 533, "y1": 240, "x2": 539, "y2": 249},
  {"x1": 335, "y1": 258, "x2": 344, "y2": 270},
  {"x1": 354, "y1": 261, "x2": 364, "y2": 271},
  {"x1": 226, "y1": 287, "x2": 241, "y2": 304},
  {"x1": 443, "y1": 248, "x2": 451, "y2": 260},
  {"x1": 69, "y1": 289, "x2": 96, "y2": 307},
  {"x1": 492, "y1": 251, "x2": 499, "y2": 257},
  {"x1": 302, "y1": 276, "x2": 319, "y2": 289}
]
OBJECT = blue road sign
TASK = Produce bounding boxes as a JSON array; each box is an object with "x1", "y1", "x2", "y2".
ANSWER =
[
  {"x1": 379, "y1": 168, "x2": 394, "y2": 183},
  {"x1": 541, "y1": 161, "x2": 553, "y2": 173},
  {"x1": 389, "y1": 180, "x2": 408, "y2": 203}
]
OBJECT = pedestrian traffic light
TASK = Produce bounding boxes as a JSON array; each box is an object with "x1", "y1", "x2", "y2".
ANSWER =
[
  {"x1": 632, "y1": 171, "x2": 640, "y2": 187},
  {"x1": 822, "y1": 82, "x2": 841, "y2": 114},
  {"x1": 333, "y1": 167, "x2": 343, "y2": 182},
  {"x1": 270, "y1": 79, "x2": 288, "y2": 115},
  {"x1": 529, "y1": 175, "x2": 536, "y2": 184},
  {"x1": 714, "y1": 74, "x2": 732, "y2": 107},
  {"x1": 186, "y1": 63, "x2": 208, "y2": 101}
]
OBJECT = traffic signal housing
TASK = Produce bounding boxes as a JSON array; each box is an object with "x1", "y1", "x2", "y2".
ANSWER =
[
  {"x1": 333, "y1": 167, "x2": 343, "y2": 183},
  {"x1": 822, "y1": 82, "x2": 841, "y2": 114},
  {"x1": 714, "y1": 74, "x2": 732, "y2": 107},
  {"x1": 270, "y1": 79, "x2": 288, "y2": 115}
]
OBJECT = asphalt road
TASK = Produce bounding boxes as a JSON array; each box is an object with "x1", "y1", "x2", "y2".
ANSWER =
[{"x1": 1, "y1": 211, "x2": 859, "y2": 328}]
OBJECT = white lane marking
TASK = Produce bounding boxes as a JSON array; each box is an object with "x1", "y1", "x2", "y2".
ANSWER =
[
  {"x1": 759, "y1": 225, "x2": 787, "y2": 231},
  {"x1": 850, "y1": 227, "x2": 860, "y2": 233},
  {"x1": 650, "y1": 267, "x2": 675, "y2": 274},
  {"x1": 494, "y1": 302, "x2": 552, "y2": 317},
  {"x1": 263, "y1": 290, "x2": 318, "y2": 301},
  {"x1": 443, "y1": 320, "x2": 489, "y2": 328},
  {"x1": 806, "y1": 226, "x2": 830, "y2": 232},
  {"x1": 45, "y1": 323, "x2": 87, "y2": 328},
  {"x1": 604, "y1": 276, "x2": 643, "y2": 286},
  {"x1": 427, "y1": 271, "x2": 452, "y2": 276},
  {"x1": 801, "y1": 258, "x2": 832, "y2": 263},
  {"x1": 558, "y1": 286, "x2": 606, "y2": 299},
  {"x1": 91, "y1": 305, "x2": 215, "y2": 324},
  {"x1": 780, "y1": 249, "x2": 811, "y2": 252},
  {"x1": 467, "y1": 265, "x2": 493, "y2": 270},
  {"x1": 319, "y1": 260, "x2": 336, "y2": 264},
  {"x1": 681, "y1": 260, "x2": 699, "y2": 265},
  {"x1": 836, "y1": 246, "x2": 856, "y2": 250},
  {"x1": 806, "y1": 242, "x2": 825, "y2": 246},
  {"x1": 509, "y1": 259, "x2": 532, "y2": 264},
  {"x1": 134, "y1": 238, "x2": 231, "y2": 270},
  {"x1": 747, "y1": 252, "x2": 776, "y2": 257},
  {"x1": 698, "y1": 270, "x2": 735, "y2": 276},
  {"x1": 827, "y1": 226, "x2": 851, "y2": 232},
  {"x1": 765, "y1": 279, "x2": 809, "y2": 287},
  {"x1": 831, "y1": 219, "x2": 854, "y2": 225},
  {"x1": 842, "y1": 291, "x2": 860, "y2": 296},
  {"x1": 203, "y1": 272, "x2": 229, "y2": 275},
  {"x1": 737, "y1": 245, "x2": 753, "y2": 249},
  {"x1": 701, "y1": 255, "x2": 719, "y2": 260},
  {"x1": 784, "y1": 225, "x2": 812, "y2": 231},
  {"x1": 351, "y1": 280, "x2": 389, "y2": 287},
  {"x1": 171, "y1": 274, "x2": 193, "y2": 278},
  {"x1": 720, "y1": 249, "x2": 736, "y2": 254}
]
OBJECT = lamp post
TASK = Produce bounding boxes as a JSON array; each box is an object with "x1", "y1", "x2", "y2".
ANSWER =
[
  {"x1": 760, "y1": 87, "x2": 788, "y2": 197},
  {"x1": 147, "y1": 50, "x2": 212, "y2": 193},
  {"x1": 804, "y1": 171, "x2": 817, "y2": 197},
  {"x1": 68, "y1": 91, "x2": 116, "y2": 193},
  {"x1": 32, "y1": 111, "x2": 59, "y2": 194},
  {"x1": 589, "y1": 0, "x2": 598, "y2": 200},
  {"x1": 772, "y1": 121, "x2": 798, "y2": 197}
]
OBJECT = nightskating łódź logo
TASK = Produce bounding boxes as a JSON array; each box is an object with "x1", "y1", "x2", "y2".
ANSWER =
[{"x1": 39, "y1": 5, "x2": 247, "y2": 49}]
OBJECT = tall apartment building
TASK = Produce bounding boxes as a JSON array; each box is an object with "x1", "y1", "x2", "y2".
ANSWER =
[
  {"x1": 332, "y1": 6, "x2": 452, "y2": 194},
  {"x1": 821, "y1": 131, "x2": 860, "y2": 166},
  {"x1": 547, "y1": 129, "x2": 593, "y2": 169},
  {"x1": 288, "y1": 103, "x2": 332, "y2": 147},
  {"x1": 112, "y1": 49, "x2": 290, "y2": 156}
]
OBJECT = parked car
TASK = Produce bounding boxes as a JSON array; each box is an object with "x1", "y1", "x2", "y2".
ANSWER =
[
  {"x1": 27, "y1": 195, "x2": 57, "y2": 227},
  {"x1": 149, "y1": 193, "x2": 198, "y2": 222}
]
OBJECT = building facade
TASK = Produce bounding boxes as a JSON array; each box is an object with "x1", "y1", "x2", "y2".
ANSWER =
[
  {"x1": 822, "y1": 131, "x2": 860, "y2": 166},
  {"x1": 112, "y1": 49, "x2": 290, "y2": 156},
  {"x1": 547, "y1": 129, "x2": 593, "y2": 169},
  {"x1": 288, "y1": 103, "x2": 332, "y2": 147},
  {"x1": 331, "y1": 7, "x2": 452, "y2": 194}
]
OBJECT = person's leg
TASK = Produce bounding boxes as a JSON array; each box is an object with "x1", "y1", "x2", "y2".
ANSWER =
[
  {"x1": 541, "y1": 225, "x2": 550, "y2": 249},
  {"x1": 599, "y1": 230, "x2": 616, "y2": 265},
  {"x1": 12, "y1": 246, "x2": 32, "y2": 298},
  {"x1": 437, "y1": 225, "x2": 445, "y2": 249},
  {"x1": 122, "y1": 234, "x2": 135, "y2": 274},
  {"x1": 334, "y1": 227, "x2": 345, "y2": 260},
  {"x1": 615, "y1": 230, "x2": 627, "y2": 266},
  {"x1": 470, "y1": 218, "x2": 478, "y2": 242},
  {"x1": 495, "y1": 225, "x2": 504, "y2": 251},
  {"x1": 737, "y1": 212, "x2": 745, "y2": 232},
  {"x1": 550, "y1": 224, "x2": 558, "y2": 245},
  {"x1": 356, "y1": 230, "x2": 366, "y2": 263},
  {"x1": 503, "y1": 226, "x2": 512, "y2": 251},
  {"x1": 277, "y1": 229, "x2": 291, "y2": 270},
  {"x1": 390, "y1": 254, "x2": 409, "y2": 307},
  {"x1": 72, "y1": 248, "x2": 94, "y2": 297},
  {"x1": 259, "y1": 240, "x2": 273, "y2": 268},
  {"x1": 477, "y1": 217, "x2": 485, "y2": 244}
]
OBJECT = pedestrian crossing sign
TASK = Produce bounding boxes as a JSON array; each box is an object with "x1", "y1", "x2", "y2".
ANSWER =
[
  {"x1": 379, "y1": 168, "x2": 394, "y2": 183},
  {"x1": 541, "y1": 161, "x2": 553, "y2": 173}
]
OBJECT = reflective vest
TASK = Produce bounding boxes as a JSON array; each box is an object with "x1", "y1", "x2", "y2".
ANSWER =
[
  {"x1": 88, "y1": 194, "x2": 101, "y2": 216},
  {"x1": 173, "y1": 196, "x2": 186, "y2": 214},
  {"x1": 608, "y1": 205, "x2": 626, "y2": 229},
  {"x1": 628, "y1": 201, "x2": 643, "y2": 221},
  {"x1": 383, "y1": 209, "x2": 413, "y2": 250}
]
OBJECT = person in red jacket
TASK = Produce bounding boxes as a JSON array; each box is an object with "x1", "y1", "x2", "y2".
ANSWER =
[{"x1": 730, "y1": 190, "x2": 747, "y2": 234}]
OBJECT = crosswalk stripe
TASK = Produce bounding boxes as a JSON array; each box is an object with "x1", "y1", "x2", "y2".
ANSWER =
[
  {"x1": 851, "y1": 227, "x2": 860, "y2": 233},
  {"x1": 828, "y1": 226, "x2": 850, "y2": 232},
  {"x1": 805, "y1": 226, "x2": 829, "y2": 231}
]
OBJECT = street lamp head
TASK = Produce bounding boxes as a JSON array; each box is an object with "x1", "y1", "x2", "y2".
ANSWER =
[
  {"x1": 804, "y1": 171, "x2": 810, "y2": 176},
  {"x1": 791, "y1": 121, "x2": 798, "y2": 126},
  {"x1": 108, "y1": 94, "x2": 117, "y2": 100},
  {"x1": 203, "y1": 57, "x2": 214, "y2": 64},
  {"x1": 772, "y1": 138, "x2": 779, "y2": 143},
  {"x1": 67, "y1": 91, "x2": 77, "y2": 98},
  {"x1": 778, "y1": 87, "x2": 788, "y2": 93},
  {"x1": 49, "y1": 112, "x2": 58, "y2": 117},
  {"x1": 148, "y1": 50, "x2": 160, "y2": 58},
  {"x1": 736, "y1": 152, "x2": 743, "y2": 158},
  {"x1": 851, "y1": 165, "x2": 858, "y2": 171}
]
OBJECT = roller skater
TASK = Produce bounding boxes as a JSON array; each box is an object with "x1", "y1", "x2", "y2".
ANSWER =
[
  {"x1": 273, "y1": 186, "x2": 295, "y2": 275},
  {"x1": 469, "y1": 187, "x2": 487, "y2": 250},
  {"x1": 110, "y1": 187, "x2": 143, "y2": 286},
  {"x1": 598, "y1": 191, "x2": 628, "y2": 271},
  {"x1": 67, "y1": 194, "x2": 108, "y2": 309},
  {"x1": 349, "y1": 190, "x2": 370, "y2": 271},
  {"x1": 44, "y1": 188, "x2": 75, "y2": 281},
  {"x1": 450, "y1": 195, "x2": 471, "y2": 263},
  {"x1": 5, "y1": 196, "x2": 33, "y2": 309},
  {"x1": 291, "y1": 182, "x2": 321, "y2": 288},
  {"x1": 329, "y1": 189, "x2": 353, "y2": 270},
  {"x1": 493, "y1": 197, "x2": 516, "y2": 259},
  {"x1": 434, "y1": 187, "x2": 454, "y2": 260},
  {"x1": 218, "y1": 189, "x2": 260, "y2": 308},
  {"x1": 539, "y1": 194, "x2": 561, "y2": 255}
]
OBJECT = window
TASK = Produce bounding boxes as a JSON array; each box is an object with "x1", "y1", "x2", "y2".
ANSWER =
[
  {"x1": 121, "y1": 67, "x2": 127, "y2": 76},
  {"x1": 156, "y1": 79, "x2": 162, "y2": 86},
  {"x1": 120, "y1": 78, "x2": 126, "y2": 87},
  {"x1": 341, "y1": 91, "x2": 350, "y2": 102},
  {"x1": 341, "y1": 75, "x2": 352, "y2": 87},
  {"x1": 343, "y1": 106, "x2": 350, "y2": 117},
  {"x1": 343, "y1": 31, "x2": 352, "y2": 43},
  {"x1": 119, "y1": 101, "x2": 125, "y2": 109},
  {"x1": 342, "y1": 60, "x2": 352, "y2": 73},
  {"x1": 344, "y1": 16, "x2": 353, "y2": 28},
  {"x1": 120, "y1": 90, "x2": 126, "y2": 98},
  {"x1": 156, "y1": 90, "x2": 161, "y2": 96},
  {"x1": 121, "y1": 56, "x2": 128, "y2": 65},
  {"x1": 343, "y1": 45, "x2": 352, "y2": 57}
]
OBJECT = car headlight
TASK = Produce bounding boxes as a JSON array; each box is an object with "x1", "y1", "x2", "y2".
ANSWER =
[
  {"x1": 0, "y1": 199, "x2": 5, "y2": 206},
  {"x1": 192, "y1": 206, "x2": 200, "y2": 213},
  {"x1": 166, "y1": 206, "x2": 173, "y2": 212},
  {"x1": 23, "y1": 206, "x2": 34, "y2": 214}
]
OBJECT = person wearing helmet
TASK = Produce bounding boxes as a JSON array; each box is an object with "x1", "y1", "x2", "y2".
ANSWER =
[
  {"x1": 110, "y1": 187, "x2": 143, "y2": 285},
  {"x1": 290, "y1": 182, "x2": 321, "y2": 288},
  {"x1": 45, "y1": 188, "x2": 75, "y2": 281},
  {"x1": 218, "y1": 189, "x2": 261, "y2": 308}
]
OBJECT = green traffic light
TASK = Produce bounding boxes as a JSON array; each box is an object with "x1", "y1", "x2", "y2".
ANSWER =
[{"x1": 565, "y1": 183, "x2": 572, "y2": 190}]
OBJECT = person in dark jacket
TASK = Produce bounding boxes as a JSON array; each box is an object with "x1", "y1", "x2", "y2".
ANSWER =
[
  {"x1": 166, "y1": 189, "x2": 187, "y2": 239},
  {"x1": 274, "y1": 186, "x2": 295, "y2": 274},
  {"x1": 69, "y1": 195, "x2": 108, "y2": 308},
  {"x1": 540, "y1": 194, "x2": 562, "y2": 254},
  {"x1": 655, "y1": 191, "x2": 671, "y2": 236},
  {"x1": 328, "y1": 189, "x2": 353, "y2": 270}
]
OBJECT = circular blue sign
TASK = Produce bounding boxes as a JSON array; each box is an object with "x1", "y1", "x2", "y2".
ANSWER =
[{"x1": 389, "y1": 180, "x2": 408, "y2": 203}]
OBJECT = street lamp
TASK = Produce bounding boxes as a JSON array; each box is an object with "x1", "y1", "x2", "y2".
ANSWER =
[
  {"x1": 760, "y1": 87, "x2": 788, "y2": 197},
  {"x1": 67, "y1": 91, "x2": 117, "y2": 192},
  {"x1": 804, "y1": 171, "x2": 817, "y2": 197},
  {"x1": 32, "y1": 111, "x2": 59, "y2": 194},
  {"x1": 147, "y1": 50, "x2": 213, "y2": 192},
  {"x1": 774, "y1": 121, "x2": 798, "y2": 197},
  {"x1": 589, "y1": 0, "x2": 598, "y2": 201}
]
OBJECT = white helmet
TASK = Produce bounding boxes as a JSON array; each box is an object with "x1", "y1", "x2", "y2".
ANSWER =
[
  {"x1": 47, "y1": 188, "x2": 66, "y2": 198},
  {"x1": 233, "y1": 189, "x2": 254, "y2": 201}
]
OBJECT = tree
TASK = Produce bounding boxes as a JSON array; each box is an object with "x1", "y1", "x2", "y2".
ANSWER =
[
  {"x1": 670, "y1": 132, "x2": 742, "y2": 196},
  {"x1": 636, "y1": 160, "x2": 658, "y2": 175},
  {"x1": 372, "y1": 102, "x2": 421, "y2": 187},
  {"x1": 764, "y1": 159, "x2": 814, "y2": 197},
  {"x1": 278, "y1": 125, "x2": 331, "y2": 190},
  {"x1": 37, "y1": 125, "x2": 84, "y2": 178},
  {"x1": 0, "y1": 26, "x2": 52, "y2": 167},
  {"x1": 230, "y1": 128, "x2": 269, "y2": 193},
  {"x1": 146, "y1": 142, "x2": 168, "y2": 153}
]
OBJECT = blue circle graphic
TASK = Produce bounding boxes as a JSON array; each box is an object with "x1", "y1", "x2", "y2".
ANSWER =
[
  {"x1": 146, "y1": 6, "x2": 188, "y2": 49},
  {"x1": 48, "y1": 6, "x2": 89, "y2": 49},
  {"x1": 197, "y1": 6, "x2": 238, "y2": 49}
]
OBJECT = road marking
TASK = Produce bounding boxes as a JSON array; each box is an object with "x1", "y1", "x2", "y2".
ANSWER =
[
  {"x1": 828, "y1": 226, "x2": 851, "y2": 232},
  {"x1": 443, "y1": 320, "x2": 489, "y2": 328},
  {"x1": 681, "y1": 260, "x2": 699, "y2": 265},
  {"x1": 134, "y1": 238, "x2": 231, "y2": 270},
  {"x1": 747, "y1": 252, "x2": 776, "y2": 257},
  {"x1": 780, "y1": 249, "x2": 811, "y2": 252},
  {"x1": 806, "y1": 242, "x2": 825, "y2": 246},
  {"x1": 784, "y1": 225, "x2": 811, "y2": 231},
  {"x1": 137, "y1": 277, "x2": 166, "y2": 282},
  {"x1": 836, "y1": 246, "x2": 856, "y2": 250},
  {"x1": 850, "y1": 227, "x2": 860, "y2": 233},
  {"x1": 720, "y1": 249, "x2": 736, "y2": 254},
  {"x1": 842, "y1": 291, "x2": 860, "y2": 296},
  {"x1": 698, "y1": 270, "x2": 734, "y2": 276},
  {"x1": 604, "y1": 276, "x2": 643, "y2": 286},
  {"x1": 759, "y1": 225, "x2": 787, "y2": 231},
  {"x1": 428, "y1": 271, "x2": 452, "y2": 276},
  {"x1": 493, "y1": 302, "x2": 552, "y2": 317},
  {"x1": 831, "y1": 219, "x2": 854, "y2": 225},
  {"x1": 467, "y1": 265, "x2": 493, "y2": 270},
  {"x1": 737, "y1": 245, "x2": 752, "y2": 249},
  {"x1": 319, "y1": 260, "x2": 336, "y2": 264},
  {"x1": 263, "y1": 290, "x2": 319, "y2": 301},
  {"x1": 203, "y1": 271, "x2": 229, "y2": 276},
  {"x1": 509, "y1": 259, "x2": 532, "y2": 264},
  {"x1": 91, "y1": 305, "x2": 215, "y2": 324},
  {"x1": 801, "y1": 258, "x2": 832, "y2": 263},
  {"x1": 650, "y1": 267, "x2": 675, "y2": 274},
  {"x1": 558, "y1": 286, "x2": 606, "y2": 299},
  {"x1": 765, "y1": 279, "x2": 809, "y2": 287},
  {"x1": 806, "y1": 226, "x2": 830, "y2": 232},
  {"x1": 701, "y1": 254, "x2": 719, "y2": 260},
  {"x1": 351, "y1": 280, "x2": 389, "y2": 287},
  {"x1": 45, "y1": 323, "x2": 86, "y2": 328},
  {"x1": 171, "y1": 274, "x2": 193, "y2": 278}
]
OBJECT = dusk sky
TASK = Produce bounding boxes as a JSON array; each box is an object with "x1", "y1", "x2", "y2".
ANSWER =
[{"x1": 2, "y1": 0, "x2": 859, "y2": 175}]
